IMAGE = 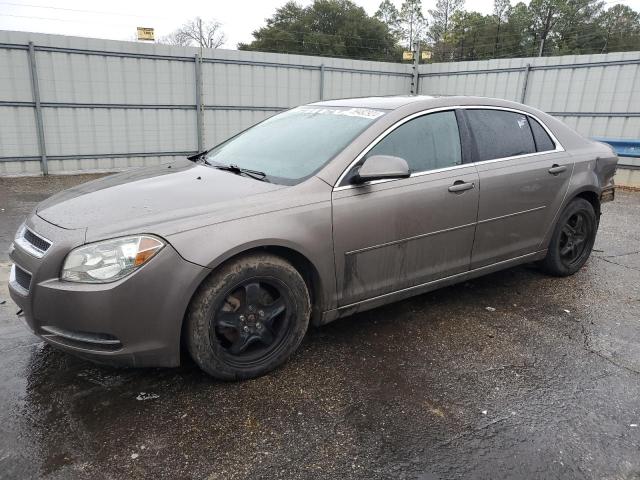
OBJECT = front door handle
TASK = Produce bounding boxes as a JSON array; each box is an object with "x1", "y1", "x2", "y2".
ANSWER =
[
  {"x1": 548, "y1": 164, "x2": 567, "y2": 175},
  {"x1": 448, "y1": 180, "x2": 475, "y2": 193}
]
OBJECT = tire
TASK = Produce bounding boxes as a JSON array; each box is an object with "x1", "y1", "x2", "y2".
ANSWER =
[
  {"x1": 186, "y1": 253, "x2": 310, "y2": 380},
  {"x1": 541, "y1": 197, "x2": 598, "y2": 277}
]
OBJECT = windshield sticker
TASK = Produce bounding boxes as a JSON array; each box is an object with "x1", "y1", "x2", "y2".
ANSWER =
[
  {"x1": 517, "y1": 117, "x2": 528, "y2": 128},
  {"x1": 299, "y1": 107, "x2": 385, "y2": 119}
]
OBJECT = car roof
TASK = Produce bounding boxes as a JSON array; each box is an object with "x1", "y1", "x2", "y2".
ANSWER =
[
  {"x1": 308, "y1": 95, "x2": 529, "y2": 112},
  {"x1": 308, "y1": 95, "x2": 438, "y2": 110}
]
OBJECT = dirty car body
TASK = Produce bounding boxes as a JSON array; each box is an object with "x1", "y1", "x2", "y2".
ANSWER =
[{"x1": 8, "y1": 96, "x2": 618, "y2": 377}]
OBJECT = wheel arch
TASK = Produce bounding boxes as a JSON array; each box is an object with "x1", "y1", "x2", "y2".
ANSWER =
[
  {"x1": 573, "y1": 189, "x2": 601, "y2": 217},
  {"x1": 179, "y1": 243, "x2": 328, "y2": 359},
  {"x1": 540, "y1": 186, "x2": 601, "y2": 251}
]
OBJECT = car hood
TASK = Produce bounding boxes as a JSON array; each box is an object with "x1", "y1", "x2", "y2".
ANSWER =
[{"x1": 36, "y1": 160, "x2": 286, "y2": 237}]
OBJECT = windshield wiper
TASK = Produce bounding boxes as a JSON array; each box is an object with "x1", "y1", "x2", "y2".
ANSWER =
[
  {"x1": 189, "y1": 152, "x2": 269, "y2": 182},
  {"x1": 214, "y1": 164, "x2": 269, "y2": 182},
  {"x1": 187, "y1": 150, "x2": 212, "y2": 165}
]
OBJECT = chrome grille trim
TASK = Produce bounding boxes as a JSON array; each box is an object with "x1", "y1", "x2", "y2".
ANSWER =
[
  {"x1": 40, "y1": 326, "x2": 122, "y2": 346},
  {"x1": 9, "y1": 264, "x2": 31, "y2": 295},
  {"x1": 14, "y1": 225, "x2": 52, "y2": 258}
]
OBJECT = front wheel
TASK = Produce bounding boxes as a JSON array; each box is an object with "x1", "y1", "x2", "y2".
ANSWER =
[
  {"x1": 541, "y1": 197, "x2": 598, "y2": 277},
  {"x1": 186, "y1": 253, "x2": 310, "y2": 380}
]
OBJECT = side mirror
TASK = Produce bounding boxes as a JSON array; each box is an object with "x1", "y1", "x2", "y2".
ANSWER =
[{"x1": 353, "y1": 155, "x2": 411, "y2": 184}]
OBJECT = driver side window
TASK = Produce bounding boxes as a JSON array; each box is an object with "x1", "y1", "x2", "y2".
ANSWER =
[{"x1": 365, "y1": 110, "x2": 462, "y2": 173}]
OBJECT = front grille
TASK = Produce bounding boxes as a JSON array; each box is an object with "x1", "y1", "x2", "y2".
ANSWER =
[
  {"x1": 15, "y1": 226, "x2": 52, "y2": 258},
  {"x1": 24, "y1": 228, "x2": 51, "y2": 253},
  {"x1": 14, "y1": 265, "x2": 32, "y2": 291}
]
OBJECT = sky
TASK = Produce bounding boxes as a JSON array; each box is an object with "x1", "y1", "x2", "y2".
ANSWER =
[{"x1": 1, "y1": 0, "x2": 639, "y2": 49}]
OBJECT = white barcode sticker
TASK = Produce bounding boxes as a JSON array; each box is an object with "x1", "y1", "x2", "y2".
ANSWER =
[{"x1": 299, "y1": 107, "x2": 385, "y2": 119}]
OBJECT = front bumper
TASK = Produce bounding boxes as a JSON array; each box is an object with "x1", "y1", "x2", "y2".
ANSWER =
[{"x1": 8, "y1": 215, "x2": 208, "y2": 367}]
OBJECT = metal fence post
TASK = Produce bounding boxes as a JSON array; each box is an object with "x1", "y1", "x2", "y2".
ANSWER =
[
  {"x1": 27, "y1": 42, "x2": 48, "y2": 175},
  {"x1": 520, "y1": 63, "x2": 532, "y2": 103},
  {"x1": 319, "y1": 64, "x2": 325, "y2": 100},
  {"x1": 194, "y1": 54, "x2": 204, "y2": 152},
  {"x1": 411, "y1": 41, "x2": 420, "y2": 94}
]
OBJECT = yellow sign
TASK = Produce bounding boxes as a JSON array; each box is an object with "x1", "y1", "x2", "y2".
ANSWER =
[
  {"x1": 402, "y1": 51, "x2": 414, "y2": 61},
  {"x1": 421, "y1": 51, "x2": 432, "y2": 60},
  {"x1": 137, "y1": 27, "x2": 155, "y2": 41}
]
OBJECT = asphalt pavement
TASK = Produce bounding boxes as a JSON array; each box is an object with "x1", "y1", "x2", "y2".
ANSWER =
[{"x1": 0, "y1": 175, "x2": 638, "y2": 479}]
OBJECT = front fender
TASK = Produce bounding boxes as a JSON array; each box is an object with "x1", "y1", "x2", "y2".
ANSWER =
[{"x1": 166, "y1": 199, "x2": 336, "y2": 312}]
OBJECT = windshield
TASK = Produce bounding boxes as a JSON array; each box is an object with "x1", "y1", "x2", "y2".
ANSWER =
[{"x1": 204, "y1": 106, "x2": 386, "y2": 184}]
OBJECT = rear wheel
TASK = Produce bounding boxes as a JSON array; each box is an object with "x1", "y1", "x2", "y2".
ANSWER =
[
  {"x1": 541, "y1": 198, "x2": 598, "y2": 277},
  {"x1": 186, "y1": 253, "x2": 310, "y2": 380}
]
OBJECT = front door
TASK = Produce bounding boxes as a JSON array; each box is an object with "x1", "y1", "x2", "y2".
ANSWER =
[{"x1": 332, "y1": 110, "x2": 480, "y2": 307}]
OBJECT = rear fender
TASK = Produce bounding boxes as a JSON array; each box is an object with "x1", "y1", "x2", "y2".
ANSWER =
[{"x1": 539, "y1": 149, "x2": 615, "y2": 249}]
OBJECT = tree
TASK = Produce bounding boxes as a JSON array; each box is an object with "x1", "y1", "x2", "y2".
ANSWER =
[
  {"x1": 161, "y1": 17, "x2": 225, "y2": 49},
  {"x1": 527, "y1": 0, "x2": 602, "y2": 56},
  {"x1": 449, "y1": 11, "x2": 496, "y2": 61},
  {"x1": 159, "y1": 31, "x2": 192, "y2": 47},
  {"x1": 237, "y1": 0, "x2": 640, "y2": 62},
  {"x1": 399, "y1": 0, "x2": 428, "y2": 49},
  {"x1": 552, "y1": 0, "x2": 604, "y2": 54},
  {"x1": 375, "y1": 0, "x2": 402, "y2": 40},
  {"x1": 239, "y1": 0, "x2": 400, "y2": 61},
  {"x1": 499, "y1": 1, "x2": 536, "y2": 56},
  {"x1": 429, "y1": 0, "x2": 465, "y2": 60},
  {"x1": 493, "y1": 0, "x2": 511, "y2": 55},
  {"x1": 598, "y1": 4, "x2": 640, "y2": 53},
  {"x1": 494, "y1": 0, "x2": 511, "y2": 23},
  {"x1": 429, "y1": 0, "x2": 465, "y2": 42}
]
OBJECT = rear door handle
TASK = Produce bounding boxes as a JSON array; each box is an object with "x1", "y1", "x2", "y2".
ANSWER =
[
  {"x1": 548, "y1": 164, "x2": 567, "y2": 175},
  {"x1": 448, "y1": 180, "x2": 475, "y2": 193}
]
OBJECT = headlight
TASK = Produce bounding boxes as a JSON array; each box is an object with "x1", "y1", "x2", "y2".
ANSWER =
[{"x1": 61, "y1": 235, "x2": 164, "y2": 283}]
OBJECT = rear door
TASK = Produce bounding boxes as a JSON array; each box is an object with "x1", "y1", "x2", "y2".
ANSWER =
[
  {"x1": 332, "y1": 110, "x2": 479, "y2": 306},
  {"x1": 464, "y1": 108, "x2": 574, "y2": 268}
]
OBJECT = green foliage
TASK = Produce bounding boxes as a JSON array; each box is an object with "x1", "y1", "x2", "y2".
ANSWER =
[
  {"x1": 239, "y1": 0, "x2": 640, "y2": 62},
  {"x1": 429, "y1": 0, "x2": 466, "y2": 60},
  {"x1": 238, "y1": 0, "x2": 401, "y2": 61},
  {"x1": 426, "y1": 0, "x2": 640, "y2": 61},
  {"x1": 598, "y1": 5, "x2": 640, "y2": 53},
  {"x1": 429, "y1": 0, "x2": 466, "y2": 42},
  {"x1": 448, "y1": 10, "x2": 495, "y2": 60}
]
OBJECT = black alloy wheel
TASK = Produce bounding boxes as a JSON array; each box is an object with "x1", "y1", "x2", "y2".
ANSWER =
[
  {"x1": 212, "y1": 278, "x2": 293, "y2": 365},
  {"x1": 558, "y1": 211, "x2": 591, "y2": 268},
  {"x1": 541, "y1": 197, "x2": 597, "y2": 277}
]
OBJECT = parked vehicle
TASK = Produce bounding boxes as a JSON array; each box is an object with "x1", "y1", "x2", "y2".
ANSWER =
[{"x1": 8, "y1": 96, "x2": 618, "y2": 379}]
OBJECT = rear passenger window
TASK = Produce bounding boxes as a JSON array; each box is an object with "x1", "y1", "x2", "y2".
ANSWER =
[
  {"x1": 466, "y1": 109, "x2": 536, "y2": 161},
  {"x1": 529, "y1": 117, "x2": 556, "y2": 152},
  {"x1": 365, "y1": 110, "x2": 462, "y2": 173}
]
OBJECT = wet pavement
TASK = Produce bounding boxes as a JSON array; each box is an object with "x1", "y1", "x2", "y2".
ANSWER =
[{"x1": 0, "y1": 175, "x2": 639, "y2": 480}]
